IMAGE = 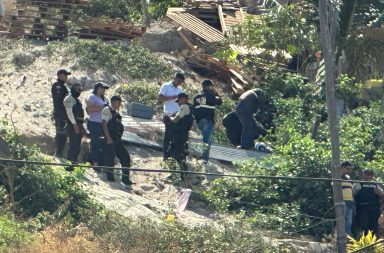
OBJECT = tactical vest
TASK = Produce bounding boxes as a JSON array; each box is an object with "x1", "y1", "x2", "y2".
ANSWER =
[
  {"x1": 355, "y1": 182, "x2": 380, "y2": 207},
  {"x1": 175, "y1": 104, "x2": 194, "y2": 134},
  {"x1": 73, "y1": 97, "x2": 85, "y2": 124},
  {"x1": 107, "y1": 108, "x2": 124, "y2": 141}
]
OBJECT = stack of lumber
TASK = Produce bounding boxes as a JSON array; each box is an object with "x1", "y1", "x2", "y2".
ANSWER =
[
  {"x1": 167, "y1": 0, "x2": 246, "y2": 39},
  {"x1": 6, "y1": 0, "x2": 146, "y2": 40}
]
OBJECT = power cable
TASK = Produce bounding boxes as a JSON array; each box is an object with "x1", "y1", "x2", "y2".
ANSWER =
[{"x1": 0, "y1": 157, "x2": 383, "y2": 184}]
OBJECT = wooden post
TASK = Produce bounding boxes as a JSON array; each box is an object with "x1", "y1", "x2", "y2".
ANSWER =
[
  {"x1": 318, "y1": 1, "x2": 346, "y2": 252},
  {"x1": 141, "y1": 0, "x2": 150, "y2": 27},
  {"x1": 4, "y1": 166, "x2": 15, "y2": 210},
  {"x1": 218, "y1": 5, "x2": 227, "y2": 35}
]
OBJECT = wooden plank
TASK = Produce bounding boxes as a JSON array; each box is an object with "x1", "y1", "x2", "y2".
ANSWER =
[
  {"x1": 218, "y1": 5, "x2": 227, "y2": 34},
  {"x1": 230, "y1": 69, "x2": 248, "y2": 85}
]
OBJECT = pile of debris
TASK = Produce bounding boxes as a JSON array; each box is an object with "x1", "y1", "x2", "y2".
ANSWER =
[{"x1": 5, "y1": 0, "x2": 146, "y2": 40}]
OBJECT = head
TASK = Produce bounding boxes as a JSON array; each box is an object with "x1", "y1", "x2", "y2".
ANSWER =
[
  {"x1": 341, "y1": 161, "x2": 352, "y2": 176},
  {"x1": 176, "y1": 92, "x2": 189, "y2": 105},
  {"x1": 57, "y1": 69, "x2": 71, "y2": 83},
  {"x1": 363, "y1": 169, "x2": 374, "y2": 181},
  {"x1": 110, "y1": 95, "x2": 124, "y2": 110},
  {"x1": 93, "y1": 82, "x2": 110, "y2": 97},
  {"x1": 202, "y1": 79, "x2": 213, "y2": 91},
  {"x1": 173, "y1": 73, "x2": 185, "y2": 87},
  {"x1": 70, "y1": 83, "x2": 82, "y2": 98}
]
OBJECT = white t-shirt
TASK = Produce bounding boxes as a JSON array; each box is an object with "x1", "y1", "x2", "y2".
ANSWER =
[{"x1": 159, "y1": 81, "x2": 182, "y2": 115}]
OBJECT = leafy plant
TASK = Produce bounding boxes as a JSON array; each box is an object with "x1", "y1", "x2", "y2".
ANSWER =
[
  {"x1": 0, "y1": 215, "x2": 33, "y2": 252},
  {"x1": 347, "y1": 230, "x2": 384, "y2": 253}
]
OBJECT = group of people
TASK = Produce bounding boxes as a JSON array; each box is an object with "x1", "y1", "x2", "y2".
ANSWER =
[
  {"x1": 341, "y1": 161, "x2": 384, "y2": 237},
  {"x1": 51, "y1": 69, "x2": 133, "y2": 187},
  {"x1": 52, "y1": 69, "x2": 274, "y2": 186},
  {"x1": 158, "y1": 73, "x2": 274, "y2": 181}
]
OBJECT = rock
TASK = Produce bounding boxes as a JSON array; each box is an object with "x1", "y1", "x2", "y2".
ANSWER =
[
  {"x1": 23, "y1": 104, "x2": 32, "y2": 112},
  {"x1": 141, "y1": 184, "x2": 156, "y2": 192}
]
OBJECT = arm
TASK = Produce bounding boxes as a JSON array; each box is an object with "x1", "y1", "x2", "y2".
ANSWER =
[
  {"x1": 64, "y1": 96, "x2": 79, "y2": 133},
  {"x1": 158, "y1": 94, "x2": 178, "y2": 103},
  {"x1": 158, "y1": 84, "x2": 178, "y2": 102},
  {"x1": 170, "y1": 105, "x2": 189, "y2": 123},
  {"x1": 101, "y1": 108, "x2": 113, "y2": 144}
]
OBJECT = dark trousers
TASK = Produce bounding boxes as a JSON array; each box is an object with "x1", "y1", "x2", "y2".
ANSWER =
[
  {"x1": 104, "y1": 140, "x2": 131, "y2": 184},
  {"x1": 357, "y1": 205, "x2": 380, "y2": 235},
  {"x1": 163, "y1": 116, "x2": 175, "y2": 161},
  {"x1": 54, "y1": 117, "x2": 67, "y2": 157},
  {"x1": 171, "y1": 132, "x2": 188, "y2": 180},
  {"x1": 223, "y1": 112, "x2": 242, "y2": 146},
  {"x1": 87, "y1": 121, "x2": 103, "y2": 165},
  {"x1": 67, "y1": 123, "x2": 82, "y2": 163}
]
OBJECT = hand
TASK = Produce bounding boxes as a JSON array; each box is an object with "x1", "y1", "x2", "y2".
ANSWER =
[
  {"x1": 106, "y1": 137, "x2": 113, "y2": 144},
  {"x1": 170, "y1": 95, "x2": 178, "y2": 100},
  {"x1": 73, "y1": 124, "x2": 80, "y2": 134}
]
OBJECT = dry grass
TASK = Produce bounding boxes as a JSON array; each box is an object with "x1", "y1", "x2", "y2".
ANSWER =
[{"x1": 14, "y1": 225, "x2": 106, "y2": 253}]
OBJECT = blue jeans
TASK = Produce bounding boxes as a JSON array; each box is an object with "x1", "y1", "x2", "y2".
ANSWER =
[
  {"x1": 343, "y1": 202, "x2": 353, "y2": 235},
  {"x1": 87, "y1": 120, "x2": 103, "y2": 164},
  {"x1": 197, "y1": 119, "x2": 214, "y2": 162}
]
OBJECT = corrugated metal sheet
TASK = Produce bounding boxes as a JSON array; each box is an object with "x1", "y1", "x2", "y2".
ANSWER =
[{"x1": 167, "y1": 11, "x2": 225, "y2": 43}]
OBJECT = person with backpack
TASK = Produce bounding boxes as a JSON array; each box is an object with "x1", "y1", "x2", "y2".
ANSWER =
[
  {"x1": 102, "y1": 95, "x2": 133, "y2": 187},
  {"x1": 168, "y1": 93, "x2": 194, "y2": 182},
  {"x1": 193, "y1": 80, "x2": 222, "y2": 164}
]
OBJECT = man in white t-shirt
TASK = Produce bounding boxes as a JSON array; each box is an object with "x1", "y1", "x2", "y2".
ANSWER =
[{"x1": 158, "y1": 72, "x2": 185, "y2": 161}]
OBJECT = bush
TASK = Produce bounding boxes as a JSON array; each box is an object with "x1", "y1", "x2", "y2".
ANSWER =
[
  {"x1": 117, "y1": 81, "x2": 161, "y2": 110},
  {"x1": 46, "y1": 38, "x2": 174, "y2": 80},
  {"x1": 87, "y1": 211, "x2": 296, "y2": 253},
  {"x1": 0, "y1": 120, "x2": 99, "y2": 222},
  {"x1": 0, "y1": 214, "x2": 33, "y2": 252}
]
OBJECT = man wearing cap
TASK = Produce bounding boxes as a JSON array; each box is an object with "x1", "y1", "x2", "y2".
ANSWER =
[
  {"x1": 63, "y1": 82, "x2": 85, "y2": 171},
  {"x1": 353, "y1": 169, "x2": 384, "y2": 235},
  {"x1": 158, "y1": 73, "x2": 185, "y2": 161},
  {"x1": 101, "y1": 95, "x2": 133, "y2": 186},
  {"x1": 86, "y1": 82, "x2": 109, "y2": 168},
  {"x1": 51, "y1": 69, "x2": 71, "y2": 157},
  {"x1": 168, "y1": 93, "x2": 194, "y2": 182},
  {"x1": 235, "y1": 88, "x2": 271, "y2": 149},
  {"x1": 193, "y1": 79, "x2": 222, "y2": 163}
]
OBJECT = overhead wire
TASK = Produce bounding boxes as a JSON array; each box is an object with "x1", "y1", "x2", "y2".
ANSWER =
[{"x1": 0, "y1": 157, "x2": 383, "y2": 185}]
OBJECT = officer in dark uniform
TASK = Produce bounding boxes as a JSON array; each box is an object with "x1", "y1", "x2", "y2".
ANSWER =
[
  {"x1": 169, "y1": 93, "x2": 194, "y2": 181},
  {"x1": 354, "y1": 169, "x2": 384, "y2": 235},
  {"x1": 235, "y1": 88, "x2": 271, "y2": 149},
  {"x1": 102, "y1": 95, "x2": 133, "y2": 187},
  {"x1": 51, "y1": 69, "x2": 71, "y2": 157},
  {"x1": 63, "y1": 82, "x2": 85, "y2": 171}
]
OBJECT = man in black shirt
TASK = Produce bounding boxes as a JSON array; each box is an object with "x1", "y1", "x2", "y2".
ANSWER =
[
  {"x1": 235, "y1": 88, "x2": 270, "y2": 149},
  {"x1": 193, "y1": 80, "x2": 222, "y2": 163},
  {"x1": 354, "y1": 169, "x2": 384, "y2": 235},
  {"x1": 51, "y1": 69, "x2": 71, "y2": 157}
]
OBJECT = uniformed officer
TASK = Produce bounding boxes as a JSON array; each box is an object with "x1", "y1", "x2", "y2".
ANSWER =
[
  {"x1": 102, "y1": 95, "x2": 133, "y2": 187},
  {"x1": 63, "y1": 82, "x2": 85, "y2": 171},
  {"x1": 169, "y1": 93, "x2": 194, "y2": 182},
  {"x1": 51, "y1": 69, "x2": 71, "y2": 157},
  {"x1": 354, "y1": 169, "x2": 384, "y2": 236}
]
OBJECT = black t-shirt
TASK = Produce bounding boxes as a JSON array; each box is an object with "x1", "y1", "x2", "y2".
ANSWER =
[
  {"x1": 51, "y1": 80, "x2": 68, "y2": 118},
  {"x1": 193, "y1": 90, "x2": 222, "y2": 123}
]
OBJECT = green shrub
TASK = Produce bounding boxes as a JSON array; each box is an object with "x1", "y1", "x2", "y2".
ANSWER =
[
  {"x1": 117, "y1": 81, "x2": 161, "y2": 110},
  {"x1": 0, "y1": 215, "x2": 33, "y2": 251},
  {"x1": 0, "y1": 120, "x2": 99, "y2": 222},
  {"x1": 46, "y1": 38, "x2": 173, "y2": 80}
]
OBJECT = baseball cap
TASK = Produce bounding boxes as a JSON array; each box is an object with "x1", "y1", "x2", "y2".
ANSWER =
[
  {"x1": 176, "y1": 92, "x2": 189, "y2": 102},
  {"x1": 57, "y1": 69, "x2": 71, "y2": 76},
  {"x1": 111, "y1": 95, "x2": 124, "y2": 102},
  {"x1": 94, "y1": 82, "x2": 110, "y2": 90},
  {"x1": 202, "y1": 79, "x2": 213, "y2": 87}
]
